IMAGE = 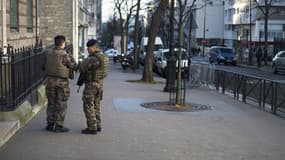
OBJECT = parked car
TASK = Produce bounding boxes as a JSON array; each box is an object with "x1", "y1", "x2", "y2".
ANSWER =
[
  {"x1": 272, "y1": 50, "x2": 285, "y2": 74},
  {"x1": 104, "y1": 48, "x2": 121, "y2": 60},
  {"x1": 154, "y1": 48, "x2": 190, "y2": 78},
  {"x1": 209, "y1": 46, "x2": 237, "y2": 65},
  {"x1": 104, "y1": 48, "x2": 116, "y2": 57}
]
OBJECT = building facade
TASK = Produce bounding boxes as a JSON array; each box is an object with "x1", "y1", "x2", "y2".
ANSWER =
[
  {"x1": 193, "y1": 0, "x2": 285, "y2": 56},
  {"x1": 224, "y1": 0, "x2": 285, "y2": 45},
  {"x1": 1, "y1": 0, "x2": 38, "y2": 52},
  {"x1": 194, "y1": 0, "x2": 225, "y2": 47},
  {"x1": 39, "y1": 0, "x2": 102, "y2": 61},
  {"x1": 222, "y1": 0, "x2": 285, "y2": 59}
]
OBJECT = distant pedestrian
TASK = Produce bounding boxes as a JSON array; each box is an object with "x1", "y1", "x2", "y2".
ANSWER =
[
  {"x1": 197, "y1": 47, "x2": 201, "y2": 56},
  {"x1": 79, "y1": 39, "x2": 109, "y2": 134},
  {"x1": 191, "y1": 47, "x2": 195, "y2": 57},
  {"x1": 42, "y1": 35, "x2": 77, "y2": 132},
  {"x1": 113, "y1": 50, "x2": 118, "y2": 63},
  {"x1": 256, "y1": 46, "x2": 263, "y2": 68}
]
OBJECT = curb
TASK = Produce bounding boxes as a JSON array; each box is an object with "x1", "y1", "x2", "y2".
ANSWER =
[
  {"x1": 0, "y1": 121, "x2": 20, "y2": 148},
  {"x1": 237, "y1": 64, "x2": 272, "y2": 72},
  {"x1": 0, "y1": 85, "x2": 47, "y2": 148}
]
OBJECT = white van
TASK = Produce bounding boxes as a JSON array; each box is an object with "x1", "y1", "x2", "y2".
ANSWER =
[
  {"x1": 154, "y1": 48, "x2": 190, "y2": 78},
  {"x1": 139, "y1": 37, "x2": 163, "y2": 65}
]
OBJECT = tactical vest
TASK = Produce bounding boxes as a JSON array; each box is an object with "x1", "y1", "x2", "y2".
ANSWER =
[
  {"x1": 94, "y1": 52, "x2": 109, "y2": 80},
  {"x1": 45, "y1": 48, "x2": 69, "y2": 79}
]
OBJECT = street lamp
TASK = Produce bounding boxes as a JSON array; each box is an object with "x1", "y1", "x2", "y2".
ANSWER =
[
  {"x1": 164, "y1": 0, "x2": 176, "y2": 92},
  {"x1": 202, "y1": 0, "x2": 212, "y2": 57},
  {"x1": 202, "y1": 0, "x2": 206, "y2": 57},
  {"x1": 248, "y1": 0, "x2": 253, "y2": 65}
]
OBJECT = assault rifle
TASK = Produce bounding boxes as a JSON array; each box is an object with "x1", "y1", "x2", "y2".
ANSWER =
[
  {"x1": 65, "y1": 44, "x2": 77, "y2": 79},
  {"x1": 76, "y1": 72, "x2": 87, "y2": 93}
]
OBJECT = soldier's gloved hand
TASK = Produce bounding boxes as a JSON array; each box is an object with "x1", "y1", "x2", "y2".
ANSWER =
[{"x1": 73, "y1": 64, "x2": 80, "y2": 73}]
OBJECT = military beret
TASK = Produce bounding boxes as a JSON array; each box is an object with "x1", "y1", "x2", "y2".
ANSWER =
[{"x1": 86, "y1": 39, "x2": 98, "y2": 47}]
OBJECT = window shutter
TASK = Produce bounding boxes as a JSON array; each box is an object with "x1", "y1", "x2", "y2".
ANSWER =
[
  {"x1": 27, "y1": 0, "x2": 33, "y2": 32},
  {"x1": 10, "y1": 0, "x2": 19, "y2": 31}
]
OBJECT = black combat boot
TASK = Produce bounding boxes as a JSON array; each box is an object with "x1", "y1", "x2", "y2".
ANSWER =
[
  {"x1": 81, "y1": 128, "x2": 97, "y2": 135},
  {"x1": 54, "y1": 125, "x2": 69, "y2": 133},
  {"x1": 45, "y1": 123, "x2": 55, "y2": 132}
]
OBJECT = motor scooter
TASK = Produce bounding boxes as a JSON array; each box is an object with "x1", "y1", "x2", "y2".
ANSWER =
[{"x1": 121, "y1": 53, "x2": 134, "y2": 70}]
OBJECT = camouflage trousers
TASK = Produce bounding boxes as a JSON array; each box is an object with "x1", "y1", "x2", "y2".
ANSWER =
[
  {"x1": 46, "y1": 77, "x2": 70, "y2": 126},
  {"x1": 82, "y1": 80, "x2": 103, "y2": 130}
]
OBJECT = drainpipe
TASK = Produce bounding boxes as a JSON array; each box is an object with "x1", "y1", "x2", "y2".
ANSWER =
[
  {"x1": 35, "y1": 0, "x2": 38, "y2": 45},
  {"x1": 73, "y1": 0, "x2": 79, "y2": 62},
  {"x1": 1, "y1": 0, "x2": 7, "y2": 53}
]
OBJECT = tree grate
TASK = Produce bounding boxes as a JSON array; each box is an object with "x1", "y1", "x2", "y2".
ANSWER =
[{"x1": 141, "y1": 101, "x2": 212, "y2": 112}]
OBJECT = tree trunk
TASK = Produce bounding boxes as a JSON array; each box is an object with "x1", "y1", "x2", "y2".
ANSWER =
[
  {"x1": 188, "y1": 11, "x2": 193, "y2": 56},
  {"x1": 133, "y1": 0, "x2": 141, "y2": 71},
  {"x1": 141, "y1": 0, "x2": 169, "y2": 82},
  {"x1": 264, "y1": 2, "x2": 269, "y2": 66},
  {"x1": 117, "y1": 6, "x2": 124, "y2": 54},
  {"x1": 120, "y1": 31, "x2": 125, "y2": 54},
  {"x1": 176, "y1": 12, "x2": 183, "y2": 104},
  {"x1": 125, "y1": 27, "x2": 129, "y2": 54}
]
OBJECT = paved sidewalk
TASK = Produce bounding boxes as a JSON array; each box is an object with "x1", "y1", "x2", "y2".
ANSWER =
[{"x1": 0, "y1": 63, "x2": 285, "y2": 160}]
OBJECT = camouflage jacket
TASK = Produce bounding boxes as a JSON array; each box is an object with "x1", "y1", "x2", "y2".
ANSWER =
[{"x1": 43, "y1": 47, "x2": 77, "y2": 79}]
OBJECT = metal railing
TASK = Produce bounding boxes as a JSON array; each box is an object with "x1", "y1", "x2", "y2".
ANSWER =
[
  {"x1": 214, "y1": 69, "x2": 285, "y2": 114},
  {"x1": 274, "y1": 37, "x2": 285, "y2": 54},
  {"x1": 0, "y1": 45, "x2": 45, "y2": 111}
]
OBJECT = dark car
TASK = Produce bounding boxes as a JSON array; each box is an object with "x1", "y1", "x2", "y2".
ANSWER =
[
  {"x1": 209, "y1": 46, "x2": 237, "y2": 65},
  {"x1": 272, "y1": 50, "x2": 285, "y2": 74}
]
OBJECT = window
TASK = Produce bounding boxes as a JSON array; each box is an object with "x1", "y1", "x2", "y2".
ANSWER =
[
  {"x1": 26, "y1": 0, "x2": 33, "y2": 32},
  {"x1": 10, "y1": 0, "x2": 19, "y2": 31},
  {"x1": 279, "y1": 52, "x2": 285, "y2": 58}
]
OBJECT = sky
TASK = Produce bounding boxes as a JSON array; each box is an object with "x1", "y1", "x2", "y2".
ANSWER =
[
  {"x1": 102, "y1": 0, "x2": 151, "y2": 23},
  {"x1": 102, "y1": 0, "x2": 115, "y2": 22}
]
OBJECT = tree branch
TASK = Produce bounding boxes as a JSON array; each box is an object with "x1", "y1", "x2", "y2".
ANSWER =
[{"x1": 253, "y1": 0, "x2": 266, "y2": 15}]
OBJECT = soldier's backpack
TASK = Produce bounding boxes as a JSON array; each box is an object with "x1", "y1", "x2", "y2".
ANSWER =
[{"x1": 94, "y1": 52, "x2": 109, "y2": 80}]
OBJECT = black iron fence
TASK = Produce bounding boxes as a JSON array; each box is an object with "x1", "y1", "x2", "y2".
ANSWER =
[
  {"x1": 214, "y1": 69, "x2": 285, "y2": 114},
  {"x1": 0, "y1": 45, "x2": 45, "y2": 111},
  {"x1": 274, "y1": 37, "x2": 285, "y2": 55}
]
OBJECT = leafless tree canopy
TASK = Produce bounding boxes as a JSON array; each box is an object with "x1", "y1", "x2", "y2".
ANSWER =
[{"x1": 114, "y1": 0, "x2": 138, "y2": 53}]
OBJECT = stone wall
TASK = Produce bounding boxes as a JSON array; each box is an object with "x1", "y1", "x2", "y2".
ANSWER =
[
  {"x1": 7, "y1": 0, "x2": 37, "y2": 48},
  {"x1": 39, "y1": 0, "x2": 73, "y2": 46}
]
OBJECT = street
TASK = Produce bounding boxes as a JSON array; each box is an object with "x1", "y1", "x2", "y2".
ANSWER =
[
  {"x1": 192, "y1": 57, "x2": 285, "y2": 82},
  {"x1": 0, "y1": 63, "x2": 285, "y2": 160}
]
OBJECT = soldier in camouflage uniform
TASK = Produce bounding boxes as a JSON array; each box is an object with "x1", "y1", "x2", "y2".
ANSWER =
[
  {"x1": 79, "y1": 39, "x2": 103, "y2": 134},
  {"x1": 43, "y1": 35, "x2": 77, "y2": 132}
]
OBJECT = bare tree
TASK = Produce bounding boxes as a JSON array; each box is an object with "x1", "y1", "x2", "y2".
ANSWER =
[
  {"x1": 253, "y1": 0, "x2": 273, "y2": 65},
  {"x1": 174, "y1": 0, "x2": 197, "y2": 104},
  {"x1": 176, "y1": 0, "x2": 187, "y2": 104},
  {"x1": 114, "y1": 0, "x2": 137, "y2": 54},
  {"x1": 141, "y1": 0, "x2": 169, "y2": 82},
  {"x1": 101, "y1": 16, "x2": 121, "y2": 49},
  {"x1": 133, "y1": 0, "x2": 141, "y2": 71}
]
